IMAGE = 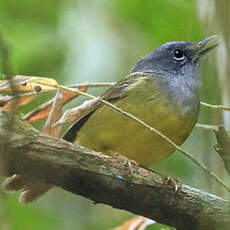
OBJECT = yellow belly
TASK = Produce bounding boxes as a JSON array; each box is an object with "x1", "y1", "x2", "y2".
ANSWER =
[{"x1": 75, "y1": 94, "x2": 197, "y2": 167}]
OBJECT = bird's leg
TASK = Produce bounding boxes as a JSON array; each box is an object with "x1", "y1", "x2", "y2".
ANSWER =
[{"x1": 106, "y1": 149, "x2": 139, "y2": 173}]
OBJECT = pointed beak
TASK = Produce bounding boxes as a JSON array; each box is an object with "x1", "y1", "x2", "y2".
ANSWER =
[{"x1": 196, "y1": 35, "x2": 219, "y2": 55}]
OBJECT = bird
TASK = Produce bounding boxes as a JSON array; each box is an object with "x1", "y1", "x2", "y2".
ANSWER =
[
  {"x1": 2, "y1": 35, "x2": 219, "y2": 203},
  {"x1": 63, "y1": 35, "x2": 218, "y2": 165}
]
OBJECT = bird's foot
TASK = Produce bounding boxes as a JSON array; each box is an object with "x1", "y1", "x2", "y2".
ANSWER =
[
  {"x1": 164, "y1": 176, "x2": 182, "y2": 192},
  {"x1": 107, "y1": 150, "x2": 139, "y2": 174}
]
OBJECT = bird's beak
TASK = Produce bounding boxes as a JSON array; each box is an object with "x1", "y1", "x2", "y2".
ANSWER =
[{"x1": 196, "y1": 35, "x2": 219, "y2": 55}]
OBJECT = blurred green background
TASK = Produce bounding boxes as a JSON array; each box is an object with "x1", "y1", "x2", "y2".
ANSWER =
[{"x1": 0, "y1": 0, "x2": 229, "y2": 229}]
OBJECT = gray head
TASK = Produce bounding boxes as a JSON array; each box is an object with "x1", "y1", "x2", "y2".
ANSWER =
[
  {"x1": 131, "y1": 36, "x2": 219, "y2": 115},
  {"x1": 131, "y1": 36, "x2": 219, "y2": 80}
]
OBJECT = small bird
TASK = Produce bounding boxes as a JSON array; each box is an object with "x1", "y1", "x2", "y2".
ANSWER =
[
  {"x1": 3, "y1": 36, "x2": 219, "y2": 203},
  {"x1": 63, "y1": 35, "x2": 218, "y2": 165}
]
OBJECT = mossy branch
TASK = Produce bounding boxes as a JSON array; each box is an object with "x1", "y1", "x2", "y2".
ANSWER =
[{"x1": 0, "y1": 111, "x2": 230, "y2": 230}]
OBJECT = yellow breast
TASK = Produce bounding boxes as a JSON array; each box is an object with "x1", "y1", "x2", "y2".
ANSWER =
[{"x1": 75, "y1": 79, "x2": 198, "y2": 166}]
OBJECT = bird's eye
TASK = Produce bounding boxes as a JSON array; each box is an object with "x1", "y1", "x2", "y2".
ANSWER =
[{"x1": 173, "y1": 49, "x2": 185, "y2": 61}]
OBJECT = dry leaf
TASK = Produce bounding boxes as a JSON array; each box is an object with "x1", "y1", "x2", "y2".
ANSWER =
[
  {"x1": 1, "y1": 79, "x2": 89, "y2": 204},
  {"x1": 4, "y1": 90, "x2": 65, "y2": 204},
  {"x1": 17, "y1": 91, "x2": 64, "y2": 203},
  {"x1": 0, "y1": 75, "x2": 57, "y2": 93},
  {"x1": 23, "y1": 86, "x2": 88, "y2": 123},
  {"x1": 2, "y1": 174, "x2": 28, "y2": 192},
  {"x1": 0, "y1": 93, "x2": 36, "y2": 110},
  {"x1": 114, "y1": 216, "x2": 155, "y2": 230},
  {"x1": 54, "y1": 98, "x2": 99, "y2": 126},
  {"x1": 42, "y1": 90, "x2": 63, "y2": 137},
  {"x1": 0, "y1": 95, "x2": 12, "y2": 108}
]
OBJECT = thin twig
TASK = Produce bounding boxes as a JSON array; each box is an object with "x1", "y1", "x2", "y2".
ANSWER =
[
  {"x1": 3, "y1": 78, "x2": 230, "y2": 112},
  {"x1": 69, "y1": 82, "x2": 115, "y2": 88},
  {"x1": 201, "y1": 101, "x2": 230, "y2": 111},
  {"x1": 196, "y1": 124, "x2": 230, "y2": 133},
  {"x1": 196, "y1": 123, "x2": 220, "y2": 131},
  {"x1": 37, "y1": 80, "x2": 230, "y2": 193},
  {"x1": 71, "y1": 82, "x2": 230, "y2": 112}
]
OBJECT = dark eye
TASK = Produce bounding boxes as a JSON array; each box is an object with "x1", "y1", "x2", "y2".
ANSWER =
[{"x1": 173, "y1": 49, "x2": 185, "y2": 61}]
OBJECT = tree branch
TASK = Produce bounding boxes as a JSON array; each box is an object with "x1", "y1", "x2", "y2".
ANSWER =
[
  {"x1": 0, "y1": 111, "x2": 230, "y2": 230},
  {"x1": 214, "y1": 126, "x2": 230, "y2": 176}
]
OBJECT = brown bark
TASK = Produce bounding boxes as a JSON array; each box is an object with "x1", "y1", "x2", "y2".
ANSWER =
[{"x1": 0, "y1": 111, "x2": 230, "y2": 230}]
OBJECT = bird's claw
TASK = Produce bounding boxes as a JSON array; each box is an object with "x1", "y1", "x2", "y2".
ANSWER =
[
  {"x1": 109, "y1": 151, "x2": 139, "y2": 174},
  {"x1": 164, "y1": 176, "x2": 182, "y2": 192},
  {"x1": 122, "y1": 158, "x2": 139, "y2": 174}
]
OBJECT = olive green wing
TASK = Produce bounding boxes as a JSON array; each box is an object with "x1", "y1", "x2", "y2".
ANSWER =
[
  {"x1": 62, "y1": 72, "x2": 153, "y2": 142},
  {"x1": 100, "y1": 72, "x2": 143, "y2": 101}
]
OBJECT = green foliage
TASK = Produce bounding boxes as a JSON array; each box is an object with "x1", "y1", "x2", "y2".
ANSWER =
[
  {"x1": 0, "y1": 0, "x2": 220, "y2": 229},
  {"x1": 146, "y1": 223, "x2": 175, "y2": 230},
  {"x1": 5, "y1": 195, "x2": 59, "y2": 230},
  {"x1": 112, "y1": 0, "x2": 201, "y2": 43},
  {"x1": 0, "y1": 0, "x2": 63, "y2": 76}
]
